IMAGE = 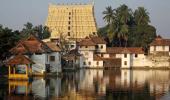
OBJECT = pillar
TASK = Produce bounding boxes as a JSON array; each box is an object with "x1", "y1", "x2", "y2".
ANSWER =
[
  {"x1": 13, "y1": 67, "x2": 15, "y2": 74},
  {"x1": 30, "y1": 64, "x2": 32, "y2": 75},
  {"x1": 8, "y1": 83, "x2": 11, "y2": 94},
  {"x1": 8, "y1": 66, "x2": 10, "y2": 76},
  {"x1": 26, "y1": 65, "x2": 28, "y2": 76},
  {"x1": 26, "y1": 84, "x2": 28, "y2": 96}
]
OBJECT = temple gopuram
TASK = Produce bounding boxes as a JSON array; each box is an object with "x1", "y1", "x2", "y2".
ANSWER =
[{"x1": 45, "y1": 3, "x2": 97, "y2": 39}]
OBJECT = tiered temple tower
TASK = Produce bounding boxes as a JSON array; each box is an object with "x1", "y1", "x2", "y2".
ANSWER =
[{"x1": 46, "y1": 3, "x2": 97, "y2": 39}]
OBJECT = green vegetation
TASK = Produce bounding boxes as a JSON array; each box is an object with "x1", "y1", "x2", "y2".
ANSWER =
[
  {"x1": 0, "y1": 22, "x2": 50, "y2": 61},
  {"x1": 98, "y1": 4, "x2": 156, "y2": 48},
  {"x1": 21, "y1": 22, "x2": 50, "y2": 39}
]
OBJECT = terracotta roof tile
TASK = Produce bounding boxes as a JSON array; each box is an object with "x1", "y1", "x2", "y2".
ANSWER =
[
  {"x1": 10, "y1": 43, "x2": 28, "y2": 54},
  {"x1": 94, "y1": 54, "x2": 103, "y2": 61},
  {"x1": 103, "y1": 58, "x2": 121, "y2": 66},
  {"x1": 46, "y1": 42, "x2": 61, "y2": 52},
  {"x1": 62, "y1": 49, "x2": 81, "y2": 60},
  {"x1": 78, "y1": 38, "x2": 96, "y2": 46},
  {"x1": 10, "y1": 35, "x2": 52, "y2": 54},
  {"x1": 150, "y1": 36, "x2": 170, "y2": 46},
  {"x1": 107, "y1": 47, "x2": 144, "y2": 54},
  {"x1": 7, "y1": 55, "x2": 35, "y2": 65},
  {"x1": 90, "y1": 36, "x2": 106, "y2": 44}
]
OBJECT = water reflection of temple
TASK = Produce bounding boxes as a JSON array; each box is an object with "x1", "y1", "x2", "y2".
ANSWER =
[{"x1": 5, "y1": 70, "x2": 170, "y2": 99}]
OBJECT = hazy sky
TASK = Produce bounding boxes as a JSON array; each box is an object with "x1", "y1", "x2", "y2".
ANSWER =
[{"x1": 0, "y1": 0, "x2": 170, "y2": 38}]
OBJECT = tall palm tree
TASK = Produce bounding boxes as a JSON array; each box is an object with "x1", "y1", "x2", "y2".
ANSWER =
[
  {"x1": 134, "y1": 7, "x2": 150, "y2": 25},
  {"x1": 115, "y1": 5, "x2": 131, "y2": 47},
  {"x1": 116, "y1": 4, "x2": 132, "y2": 24},
  {"x1": 103, "y1": 6, "x2": 116, "y2": 44},
  {"x1": 103, "y1": 6, "x2": 114, "y2": 25}
]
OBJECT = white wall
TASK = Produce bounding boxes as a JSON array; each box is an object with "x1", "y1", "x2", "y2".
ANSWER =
[
  {"x1": 121, "y1": 54, "x2": 131, "y2": 68},
  {"x1": 150, "y1": 46, "x2": 169, "y2": 53},
  {"x1": 79, "y1": 50, "x2": 94, "y2": 68},
  {"x1": 48, "y1": 52, "x2": 61, "y2": 73},
  {"x1": 79, "y1": 46, "x2": 95, "y2": 51},
  {"x1": 96, "y1": 44, "x2": 106, "y2": 53},
  {"x1": 132, "y1": 54, "x2": 146, "y2": 67},
  {"x1": 31, "y1": 54, "x2": 47, "y2": 73},
  {"x1": 97, "y1": 53, "x2": 109, "y2": 58},
  {"x1": 116, "y1": 54, "x2": 122, "y2": 58},
  {"x1": 93, "y1": 61, "x2": 103, "y2": 68}
]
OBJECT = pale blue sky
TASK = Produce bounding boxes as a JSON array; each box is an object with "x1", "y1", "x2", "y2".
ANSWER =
[{"x1": 0, "y1": 0, "x2": 170, "y2": 38}]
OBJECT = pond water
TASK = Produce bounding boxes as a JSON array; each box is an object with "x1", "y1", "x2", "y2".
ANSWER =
[{"x1": 1, "y1": 69, "x2": 170, "y2": 100}]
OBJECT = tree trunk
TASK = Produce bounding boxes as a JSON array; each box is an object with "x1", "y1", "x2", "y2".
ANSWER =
[
  {"x1": 119, "y1": 38, "x2": 121, "y2": 47},
  {"x1": 125, "y1": 40, "x2": 127, "y2": 47}
]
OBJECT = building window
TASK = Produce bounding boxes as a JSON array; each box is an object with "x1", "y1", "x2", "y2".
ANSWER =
[
  {"x1": 69, "y1": 12, "x2": 71, "y2": 15},
  {"x1": 68, "y1": 21, "x2": 71, "y2": 25},
  {"x1": 154, "y1": 46, "x2": 156, "y2": 51},
  {"x1": 69, "y1": 17, "x2": 71, "y2": 20},
  {"x1": 83, "y1": 62, "x2": 86, "y2": 65},
  {"x1": 88, "y1": 62, "x2": 91, "y2": 65},
  {"x1": 85, "y1": 52, "x2": 88, "y2": 56},
  {"x1": 80, "y1": 46, "x2": 82, "y2": 48},
  {"x1": 124, "y1": 61, "x2": 127, "y2": 65},
  {"x1": 96, "y1": 62, "x2": 99, "y2": 65},
  {"x1": 68, "y1": 26, "x2": 70, "y2": 30},
  {"x1": 71, "y1": 45, "x2": 74, "y2": 48},
  {"x1": 135, "y1": 54, "x2": 138, "y2": 58},
  {"x1": 85, "y1": 46, "x2": 88, "y2": 48},
  {"x1": 124, "y1": 72, "x2": 127, "y2": 76},
  {"x1": 47, "y1": 55, "x2": 49, "y2": 62},
  {"x1": 124, "y1": 54, "x2": 127, "y2": 58},
  {"x1": 101, "y1": 45, "x2": 103, "y2": 49},
  {"x1": 50, "y1": 56, "x2": 55, "y2": 61},
  {"x1": 68, "y1": 32, "x2": 70, "y2": 36},
  {"x1": 101, "y1": 54, "x2": 103, "y2": 57},
  {"x1": 93, "y1": 32, "x2": 96, "y2": 35},
  {"x1": 163, "y1": 46, "x2": 165, "y2": 51},
  {"x1": 95, "y1": 45, "x2": 98, "y2": 49}
]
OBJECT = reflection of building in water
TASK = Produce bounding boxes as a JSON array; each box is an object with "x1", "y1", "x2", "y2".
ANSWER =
[
  {"x1": 102, "y1": 70, "x2": 170, "y2": 100},
  {"x1": 7, "y1": 80, "x2": 33, "y2": 99},
  {"x1": 32, "y1": 78, "x2": 47, "y2": 98},
  {"x1": 8, "y1": 80, "x2": 31, "y2": 95},
  {"x1": 119, "y1": 70, "x2": 170, "y2": 99},
  {"x1": 47, "y1": 78, "x2": 62, "y2": 97},
  {"x1": 78, "y1": 70, "x2": 108, "y2": 95}
]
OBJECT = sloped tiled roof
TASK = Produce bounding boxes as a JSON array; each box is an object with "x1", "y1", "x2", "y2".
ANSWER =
[
  {"x1": 78, "y1": 37, "x2": 96, "y2": 46},
  {"x1": 46, "y1": 42, "x2": 61, "y2": 52},
  {"x1": 62, "y1": 49, "x2": 81, "y2": 60},
  {"x1": 150, "y1": 35, "x2": 170, "y2": 46},
  {"x1": 90, "y1": 36, "x2": 106, "y2": 44},
  {"x1": 107, "y1": 47, "x2": 144, "y2": 54},
  {"x1": 93, "y1": 54, "x2": 103, "y2": 61},
  {"x1": 10, "y1": 35, "x2": 52, "y2": 54},
  {"x1": 7, "y1": 55, "x2": 35, "y2": 65}
]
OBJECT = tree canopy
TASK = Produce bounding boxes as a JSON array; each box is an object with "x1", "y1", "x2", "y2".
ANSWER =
[
  {"x1": 0, "y1": 23, "x2": 51, "y2": 61},
  {"x1": 21, "y1": 22, "x2": 50, "y2": 39},
  {"x1": 98, "y1": 4, "x2": 156, "y2": 48}
]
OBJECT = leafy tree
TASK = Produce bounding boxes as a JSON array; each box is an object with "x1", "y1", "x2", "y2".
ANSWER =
[
  {"x1": 103, "y1": 6, "x2": 115, "y2": 25},
  {"x1": 0, "y1": 25, "x2": 21, "y2": 60},
  {"x1": 21, "y1": 22, "x2": 33, "y2": 38},
  {"x1": 99, "y1": 5, "x2": 156, "y2": 49},
  {"x1": 33, "y1": 25, "x2": 50, "y2": 39},
  {"x1": 21, "y1": 22, "x2": 50, "y2": 39},
  {"x1": 134, "y1": 7, "x2": 150, "y2": 25}
]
